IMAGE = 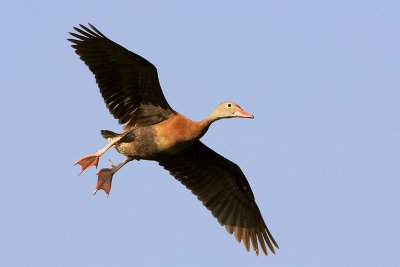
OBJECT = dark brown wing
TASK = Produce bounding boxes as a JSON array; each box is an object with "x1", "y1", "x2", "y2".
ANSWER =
[
  {"x1": 68, "y1": 23, "x2": 175, "y2": 128},
  {"x1": 158, "y1": 141, "x2": 279, "y2": 255}
]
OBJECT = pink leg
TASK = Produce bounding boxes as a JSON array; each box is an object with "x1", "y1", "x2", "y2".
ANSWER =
[
  {"x1": 74, "y1": 136, "x2": 122, "y2": 175},
  {"x1": 94, "y1": 158, "x2": 133, "y2": 197}
]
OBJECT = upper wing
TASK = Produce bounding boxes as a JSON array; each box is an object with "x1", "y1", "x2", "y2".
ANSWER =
[
  {"x1": 157, "y1": 141, "x2": 279, "y2": 255},
  {"x1": 68, "y1": 23, "x2": 175, "y2": 128}
]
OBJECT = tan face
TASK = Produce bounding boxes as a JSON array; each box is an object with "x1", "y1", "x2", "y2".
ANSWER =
[{"x1": 216, "y1": 101, "x2": 254, "y2": 119}]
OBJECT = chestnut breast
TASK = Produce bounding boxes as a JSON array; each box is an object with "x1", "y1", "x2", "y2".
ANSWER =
[{"x1": 153, "y1": 113, "x2": 205, "y2": 155}]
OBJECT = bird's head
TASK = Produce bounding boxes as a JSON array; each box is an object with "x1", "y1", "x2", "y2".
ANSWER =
[{"x1": 210, "y1": 101, "x2": 254, "y2": 121}]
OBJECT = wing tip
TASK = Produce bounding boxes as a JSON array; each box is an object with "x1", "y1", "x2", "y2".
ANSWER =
[{"x1": 225, "y1": 224, "x2": 279, "y2": 256}]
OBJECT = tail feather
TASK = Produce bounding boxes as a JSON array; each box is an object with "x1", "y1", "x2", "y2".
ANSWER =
[{"x1": 100, "y1": 130, "x2": 120, "y2": 140}]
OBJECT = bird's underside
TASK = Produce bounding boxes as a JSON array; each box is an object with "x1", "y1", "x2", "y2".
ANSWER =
[{"x1": 69, "y1": 23, "x2": 279, "y2": 256}]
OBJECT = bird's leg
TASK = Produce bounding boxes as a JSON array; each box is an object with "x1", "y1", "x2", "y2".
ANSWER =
[
  {"x1": 74, "y1": 136, "x2": 122, "y2": 175},
  {"x1": 94, "y1": 158, "x2": 133, "y2": 197}
]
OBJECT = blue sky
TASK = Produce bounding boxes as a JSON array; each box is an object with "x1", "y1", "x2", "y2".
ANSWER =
[{"x1": 1, "y1": 1, "x2": 399, "y2": 266}]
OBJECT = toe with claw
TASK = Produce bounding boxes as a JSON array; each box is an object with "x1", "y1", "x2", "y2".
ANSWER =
[
  {"x1": 74, "y1": 154, "x2": 100, "y2": 175},
  {"x1": 93, "y1": 160, "x2": 116, "y2": 197}
]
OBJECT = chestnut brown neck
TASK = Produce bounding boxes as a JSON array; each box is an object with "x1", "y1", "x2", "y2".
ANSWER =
[
  {"x1": 196, "y1": 113, "x2": 222, "y2": 138},
  {"x1": 163, "y1": 112, "x2": 222, "y2": 144}
]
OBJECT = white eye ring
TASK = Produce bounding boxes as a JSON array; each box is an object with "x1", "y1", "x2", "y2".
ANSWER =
[{"x1": 227, "y1": 103, "x2": 232, "y2": 108}]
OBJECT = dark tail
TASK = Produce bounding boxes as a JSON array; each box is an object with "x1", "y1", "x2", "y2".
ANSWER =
[{"x1": 100, "y1": 130, "x2": 120, "y2": 140}]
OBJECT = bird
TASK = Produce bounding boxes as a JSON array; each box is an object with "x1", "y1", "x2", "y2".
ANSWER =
[{"x1": 68, "y1": 23, "x2": 279, "y2": 256}]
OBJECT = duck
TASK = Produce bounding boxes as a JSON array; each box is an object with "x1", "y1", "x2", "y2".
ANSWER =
[{"x1": 68, "y1": 23, "x2": 279, "y2": 256}]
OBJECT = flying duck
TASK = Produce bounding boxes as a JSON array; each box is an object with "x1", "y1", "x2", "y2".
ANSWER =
[{"x1": 68, "y1": 23, "x2": 278, "y2": 256}]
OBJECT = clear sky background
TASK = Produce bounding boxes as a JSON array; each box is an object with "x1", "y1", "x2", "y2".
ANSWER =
[{"x1": 1, "y1": 1, "x2": 399, "y2": 266}]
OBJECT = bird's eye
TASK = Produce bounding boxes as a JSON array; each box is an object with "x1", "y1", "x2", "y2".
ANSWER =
[{"x1": 227, "y1": 103, "x2": 232, "y2": 108}]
